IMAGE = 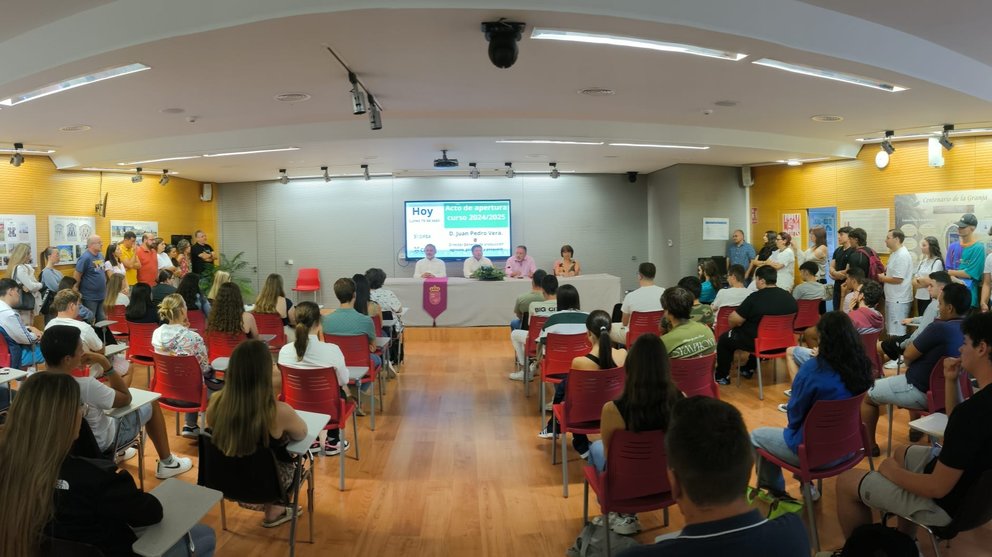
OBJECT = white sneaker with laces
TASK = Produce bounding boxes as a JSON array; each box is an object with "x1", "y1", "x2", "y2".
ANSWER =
[
  {"x1": 610, "y1": 514, "x2": 641, "y2": 535},
  {"x1": 156, "y1": 456, "x2": 193, "y2": 479},
  {"x1": 884, "y1": 360, "x2": 900, "y2": 370},
  {"x1": 537, "y1": 427, "x2": 554, "y2": 440},
  {"x1": 509, "y1": 370, "x2": 532, "y2": 381},
  {"x1": 778, "y1": 403, "x2": 788, "y2": 413},
  {"x1": 116, "y1": 447, "x2": 138, "y2": 463}
]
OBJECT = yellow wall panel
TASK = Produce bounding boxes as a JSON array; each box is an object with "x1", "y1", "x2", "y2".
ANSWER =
[{"x1": 0, "y1": 155, "x2": 217, "y2": 271}]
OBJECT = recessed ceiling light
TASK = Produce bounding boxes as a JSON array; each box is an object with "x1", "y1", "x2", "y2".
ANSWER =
[
  {"x1": 608, "y1": 143, "x2": 710, "y2": 150},
  {"x1": 59, "y1": 125, "x2": 92, "y2": 132},
  {"x1": 117, "y1": 155, "x2": 201, "y2": 165},
  {"x1": 160, "y1": 108, "x2": 186, "y2": 114},
  {"x1": 531, "y1": 28, "x2": 747, "y2": 61},
  {"x1": 752, "y1": 58, "x2": 907, "y2": 92},
  {"x1": 202, "y1": 147, "x2": 300, "y2": 157},
  {"x1": 0, "y1": 63, "x2": 150, "y2": 107},
  {"x1": 579, "y1": 88, "x2": 615, "y2": 97},
  {"x1": 496, "y1": 139, "x2": 603, "y2": 145},
  {"x1": 811, "y1": 115, "x2": 843, "y2": 123},
  {"x1": 274, "y1": 93, "x2": 311, "y2": 103}
]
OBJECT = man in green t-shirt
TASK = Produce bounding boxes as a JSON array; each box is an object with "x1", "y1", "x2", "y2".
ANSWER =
[
  {"x1": 511, "y1": 270, "x2": 547, "y2": 330},
  {"x1": 947, "y1": 214, "x2": 986, "y2": 308},
  {"x1": 661, "y1": 287, "x2": 716, "y2": 359}
]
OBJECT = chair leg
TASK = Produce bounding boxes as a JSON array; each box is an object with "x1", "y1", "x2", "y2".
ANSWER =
[
  {"x1": 137, "y1": 432, "x2": 145, "y2": 491},
  {"x1": 307, "y1": 468, "x2": 315, "y2": 543},
  {"x1": 663, "y1": 507, "x2": 670, "y2": 527},
  {"x1": 802, "y1": 482, "x2": 820, "y2": 552},
  {"x1": 540, "y1": 382, "x2": 546, "y2": 425},
  {"x1": 605, "y1": 513, "x2": 612, "y2": 557},
  {"x1": 756, "y1": 359, "x2": 764, "y2": 400},
  {"x1": 583, "y1": 480, "x2": 590, "y2": 524},
  {"x1": 887, "y1": 404, "x2": 894, "y2": 457},
  {"x1": 562, "y1": 429, "x2": 569, "y2": 498},
  {"x1": 220, "y1": 499, "x2": 228, "y2": 531},
  {"x1": 351, "y1": 418, "x2": 361, "y2": 461},
  {"x1": 339, "y1": 427, "x2": 346, "y2": 492},
  {"x1": 174, "y1": 411, "x2": 180, "y2": 436},
  {"x1": 370, "y1": 380, "x2": 376, "y2": 432},
  {"x1": 551, "y1": 420, "x2": 558, "y2": 465},
  {"x1": 288, "y1": 457, "x2": 304, "y2": 556}
]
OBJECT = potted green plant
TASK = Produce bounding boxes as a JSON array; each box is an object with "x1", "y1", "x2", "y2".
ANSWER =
[{"x1": 470, "y1": 266, "x2": 506, "y2": 281}]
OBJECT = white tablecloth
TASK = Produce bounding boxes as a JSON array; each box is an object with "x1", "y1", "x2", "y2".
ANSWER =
[{"x1": 383, "y1": 274, "x2": 623, "y2": 327}]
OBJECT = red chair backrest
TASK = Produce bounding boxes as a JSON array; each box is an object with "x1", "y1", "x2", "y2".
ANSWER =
[
  {"x1": 278, "y1": 364, "x2": 345, "y2": 427},
  {"x1": 71, "y1": 367, "x2": 90, "y2": 378},
  {"x1": 543, "y1": 332, "x2": 593, "y2": 376},
  {"x1": 372, "y1": 314, "x2": 383, "y2": 336},
  {"x1": 127, "y1": 322, "x2": 158, "y2": 360},
  {"x1": 151, "y1": 353, "x2": 207, "y2": 410},
  {"x1": 669, "y1": 354, "x2": 719, "y2": 399},
  {"x1": 604, "y1": 429, "x2": 672, "y2": 501},
  {"x1": 626, "y1": 310, "x2": 664, "y2": 346},
  {"x1": 324, "y1": 334, "x2": 373, "y2": 368},
  {"x1": 186, "y1": 309, "x2": 206, "y2": 336},
  {"x1": 797, "y1": 392, "x2": 868, "y2": 473},
  {"x1": 525, "y1": 315, "x2": 548, "y2": 358},
  {"x1": 754, "y1": 313, "x2": 797, "y2": 358},
  {"x1": 562, "y1": 367, "x2": 626, "y2": 426},
  {"x1": 295, "y1": 268, "x2": 320, "y2": 289},
  {"x1": 927, "y1": 357, "x2": 974, "y2": 415},
  {"x1": 860, "y1": 331, "x2": 883, "y2": 379},
  {"x1": 794, "y1": 299, "x2": 821, "y2": 330},
  {"x1": 713, "y1": 305, "x2": 737, "y2": 340},
  {"x1": 108, "y1": 305, "x2": 129, "y2": 336},
  {"x1": 206, "y1": 330, "x2": 247, "y2": 361},
  {"x1": 252, "y1": 312, "x2": 286, "y2": 348},
  {"x1": 0, "y1": 339, "x2": 9, "y2": 368}
]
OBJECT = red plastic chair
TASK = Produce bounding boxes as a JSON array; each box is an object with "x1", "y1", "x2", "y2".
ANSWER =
[
  {"x1": 278, "y1": 364, "x2": 358, "y2": 491},
  {"x1": 107, "y1": 305, "x2": 129, "y2": 338},
  {"x1": 127, "y1": 321, "x2": 158, "y2": 384},
  {"x1": 206, "y1": 330, "x2": 247, "y2": 362},
  {"x1": 252, "y1": 312, "x2": 287, "y2": 350},
  {"x1": 0, "y1": 339, "x2": 10, "y2": 368},
  {"x1": 552, "y1": 367, "x2": 625, "y2": 497},
  {"x1": 713, "y1": 305, "x2": 737, "y2": 341},
  {"x1": 755, "y1": 392, "x2": 873, "y2": 551},
  {"x1": 886, "y1": 357, "x2": 973, "y2": 456},
  {"x1": 186, "y1": 309, "x2": 206, "y2": 337},
  {"x1": 625, "y1": 310, "x2": 664, "y2": 347},
  {"x1": 860, "y1": 331, "x2": 883, "y2": 379},
  {"x1": 540, "y1": 332, "x2": 592, "y2": 422},
  {"x1": 324, "y1": 333, "x2": 382, "y2": 431},
  {"x1": 793, "y1": 299, "x2": 821, "y2": 332},
  {"x1": 292, "y1": 268, "x2": 321, "y2": 303},
  {"x1": 151, "y1": 353, "x2": 208, "y2": 435},
  {"x1": 743, "y1": 313, "x2": 796, "y2": 400},
  {"x1": 583, "y1": 429, "x2": 676, "y2": 556},
  {"x1": 670, "y1": 353, "x2": 719, "y2": 399},
  {"x1": 522, "y1": 314, "x2": 548, "y2": 397}
]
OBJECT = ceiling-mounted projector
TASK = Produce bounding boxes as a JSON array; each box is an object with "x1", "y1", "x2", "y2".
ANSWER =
[{"x1": 433, "y1": 149, "x2": 459, "y2": 168}]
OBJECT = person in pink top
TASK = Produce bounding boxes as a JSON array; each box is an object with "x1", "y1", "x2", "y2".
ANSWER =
[{"x1": 504, "y1": 245, "x2": 536, "y2": 279}]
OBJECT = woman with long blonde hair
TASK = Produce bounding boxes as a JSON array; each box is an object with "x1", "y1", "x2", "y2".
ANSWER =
[
  {"x1": 154, "y1": 293, "x2": 214, "y2": 438},
  {"x1": 206, "y1": 270, "x2": 230, "y2": 302},
  {"x1": 207, "y1": 282, "x2": 258, "y2": 338},
  {"x1": 0, "y1": 371, "x2": 216, "y2": 556},
  {"x1": 207, "y1": 340, "x2": 307, "y2": 527},
  {"x1": 103, "y1": 272, "x2": 130, "y2": 315},
  {"x1": 7, "y1": 242, "x2": 43, "y2": 321},
  {"x1": 254, "y1": 273, "x2": 296, "y2": 326}
]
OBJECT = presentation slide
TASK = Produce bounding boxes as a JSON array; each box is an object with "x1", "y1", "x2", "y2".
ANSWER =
[{"x1": 405, "y1": 199, "x2": 512, "y2": 260}]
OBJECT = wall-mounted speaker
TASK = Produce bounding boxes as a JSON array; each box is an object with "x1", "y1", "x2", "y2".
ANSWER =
[
  {"x1": 740, "y1": 166, "x2": 754, "y2": 188},
  {"x1": 200, "y1": 183, "x2": 213, "y2": 201}
]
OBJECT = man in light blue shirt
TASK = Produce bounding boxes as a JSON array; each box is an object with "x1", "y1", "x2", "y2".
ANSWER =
[{"x1": 727, "y1": 229, "x2": 756, "y2": 271}]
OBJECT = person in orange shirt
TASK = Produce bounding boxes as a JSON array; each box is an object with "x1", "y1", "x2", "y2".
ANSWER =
[{"x1": 136, "y1": 232, "x2": 159, "y2": 286}]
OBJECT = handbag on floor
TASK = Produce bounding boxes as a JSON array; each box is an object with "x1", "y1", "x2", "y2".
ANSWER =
[{"x1": 566, "y1": 523, "x2": 639, "y2": 557}]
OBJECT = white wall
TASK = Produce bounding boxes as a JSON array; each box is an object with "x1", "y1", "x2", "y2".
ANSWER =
[{"x1": 217, "y1": 174, "x2": 649, "y2": 296}]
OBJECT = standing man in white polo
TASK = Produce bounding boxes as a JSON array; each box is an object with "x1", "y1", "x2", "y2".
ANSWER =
[
  {"x1": 609, "y1": 262, "x2": 665, "y2": 344},
  {"x1": 878, "y1": 229, "x2": 913, "y2": 336}
]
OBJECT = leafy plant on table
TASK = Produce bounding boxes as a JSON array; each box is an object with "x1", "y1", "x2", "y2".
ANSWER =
[{"x1": 471, "y1": 266, "x2": 505, "y2": 281}]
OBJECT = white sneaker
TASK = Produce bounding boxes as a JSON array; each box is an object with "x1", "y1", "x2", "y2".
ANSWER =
[
  {"x1": 116, "y1": 447, "x2": 138, "y2": 462},
  {"x1": 509, "y1": 370, "x2": 532, "y2": 381},
  {"x1": 611, "y1": 514, "x2": 641, "y2": 535},
  {"x1": 783, "y1": 389, "x2": 792, "y2": 398},
  {"x1": 156, "y1": 456, "x2": 193, "y2": 479},
  {"x1": 884, "y1": 360, "x2": 900, "y2": 370},
  {"x1": 805, "y1": 484, "x2": 821, "y2": 502},
  {"x1": 537, "y1": 427, "x2": 554, "y2": 439},
  {"x1": 544, "y1": 402, "x2": 553, "y2": 411},
  {"x1": 778, "y1": 403, "x2": 788, "y2": 413}
]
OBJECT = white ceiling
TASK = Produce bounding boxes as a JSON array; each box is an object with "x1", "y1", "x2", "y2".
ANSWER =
[{"x1": 1, "y1": 0, "x2": 991, "y2": 182}]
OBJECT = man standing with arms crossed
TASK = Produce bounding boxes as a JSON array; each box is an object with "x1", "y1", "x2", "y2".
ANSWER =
[
  {"x1": 190, "y1": 230, "x2": 219, "y2": 275},
  {"x1": 828, "y1": 226, "x2": 853, "y2": 311},
  {"x1": 877, "y1": 229, "x2": 913, "y2": 336}
]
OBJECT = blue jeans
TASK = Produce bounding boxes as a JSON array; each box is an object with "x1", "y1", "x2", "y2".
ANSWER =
[
  {"x1": 751, "y1": 427, "x2": 798, "y2": 493},
  {"x1": 588, "y1": 440, "x2": 606, "y2": 472},
  {"x1": 162, "y1": 524, "x2": 215, "y2": 557},
  {"x1": 81, "y1": 298, "x2": 105, "y2": 323}
]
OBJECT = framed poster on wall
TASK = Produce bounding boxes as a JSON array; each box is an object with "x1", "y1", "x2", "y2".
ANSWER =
[
  {"x1": 895, "y1": 189, "x2": 992, "y2": 255},
  {"x1": 0, "y1": 214, "x2": 39, "y2": 269},
  {"x1": 110, "y1": 220, "x2": 159, "y2": 244},
  {"x1": 49, "y1": 215, "x2": 96, "y2": 264}
]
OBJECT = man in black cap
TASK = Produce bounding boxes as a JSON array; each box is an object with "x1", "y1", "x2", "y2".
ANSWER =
[{"x1": 947, "y1": 213, "x2": 985, "y2": 308}]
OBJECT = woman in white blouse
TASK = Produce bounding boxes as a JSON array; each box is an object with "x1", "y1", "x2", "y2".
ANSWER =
[
  {"x1": 756, "y1": 232, "x2": 795, "y2": 291},
  {"x1": 6, "y1": 243, "x2": 43, "y2": 323},
  {"x1": 797, "y1": 227, "x2": 828, "y2": 281},
  {"x1": 911, "y1": 236, "x2": 944, "y2": 315},
  {"x1": 103, "y1": 242, "x2": 126, "y2": 278}
]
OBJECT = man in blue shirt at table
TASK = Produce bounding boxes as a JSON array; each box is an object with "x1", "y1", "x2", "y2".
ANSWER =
[
  {"x1": 618, "y1": 396, "x2": 809, "y2": 557},
  {"x1": 727, "y1": 229, "x2": 756, "y2": 274}
]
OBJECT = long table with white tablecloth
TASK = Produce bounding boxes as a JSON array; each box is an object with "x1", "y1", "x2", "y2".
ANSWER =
[{"x1": 383, "y1": 274, "x2": 624, "y2": 327}]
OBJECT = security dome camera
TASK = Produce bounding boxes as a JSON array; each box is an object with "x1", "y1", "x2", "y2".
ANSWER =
[
  {"x1": 482, "y1": 20, "x2": 526, "y2": 69},
  {"x1": 627, "y1": 171, "x2": 639, "y2": 183}
]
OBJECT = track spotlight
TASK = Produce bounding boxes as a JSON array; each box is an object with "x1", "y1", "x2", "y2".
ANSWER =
[
  {"x1": 278, "y1": 168, "x2": 289, "y2": 184},
  {"x1": 880, "y1": 130, "x2": 895, "y2": 155},
  {"x1": 469, "y1": 162, "x2": 480, "y2": 179},
  {"x1": 939, "y1": 124, "x2": 954, "y2": 151},
  {"x1": 362, "y1": 164, "x2": 370, "y2": 181},
  {"x1": 504, "y1": 162, "x2": 515, "y2": 178},
  {"x1": 368, "y1": 94, "x2": 382, "y2": 130},
  {"x1": 159, "y1": 170, "x2": 170, "y2": 186},
  {"x1": 349, "y1": 72, "x2": 366, "y2": 115},
  {"x1": 482, "y1": 20, "x2": 526, "y2": 68},
  {"x1": 9, "y1": 142, "x2": 23, "y2": 167},
  {"x1": 549, "y1": 162, "x2": 560, "y2": 179},
  {"x1": 131, "y1": 167, "x2": 143, "y2": 184},
  {"x1": 322, "y1": 166, "x2": 331, "y2": 182}
]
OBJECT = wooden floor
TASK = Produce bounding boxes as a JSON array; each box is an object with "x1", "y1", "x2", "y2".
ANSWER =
[{"x1": 121, "y1": 327, "x2": 992, "y2": 556}]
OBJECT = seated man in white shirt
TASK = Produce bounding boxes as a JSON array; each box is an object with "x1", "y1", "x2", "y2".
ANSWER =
[
  {"x1": 609, "y1": 262, "x2": 664, "y2": 344},
  {"x1": 712, "y1": 264, "x2": 751, "y2": 313},
  {"x1": 0, "y1": 277, "x2": 43, "y2": 370},
  {"x1": 44, "y1": 290, "x2": 114, "y2": 376},
  {"x1": 509, "y1": 275, "x2": 558, "y2": 381},
  {"x1": 463, "y1": 244, "x2": 494, "y2": 277},
  {"x1": 41, "y1": 324, "x2": 193, "y2": 479},
  {"x1": 414, "y1": 244, "x2": 447, "y2": 278},
  {"x1": 277, "y1": 301, "x2": 351, "y2": 456}
]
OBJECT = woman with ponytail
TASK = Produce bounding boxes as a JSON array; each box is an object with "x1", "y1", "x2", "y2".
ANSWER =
[
  {"x1": 539, "y1": 310, "x2": 627, "y2": 459},
  {"x1": 153, "y1": 293, "x2": 215, "y2": 438},
  {"x1": 276, "y1": 301, "x2": 350, "y2": 456}
]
